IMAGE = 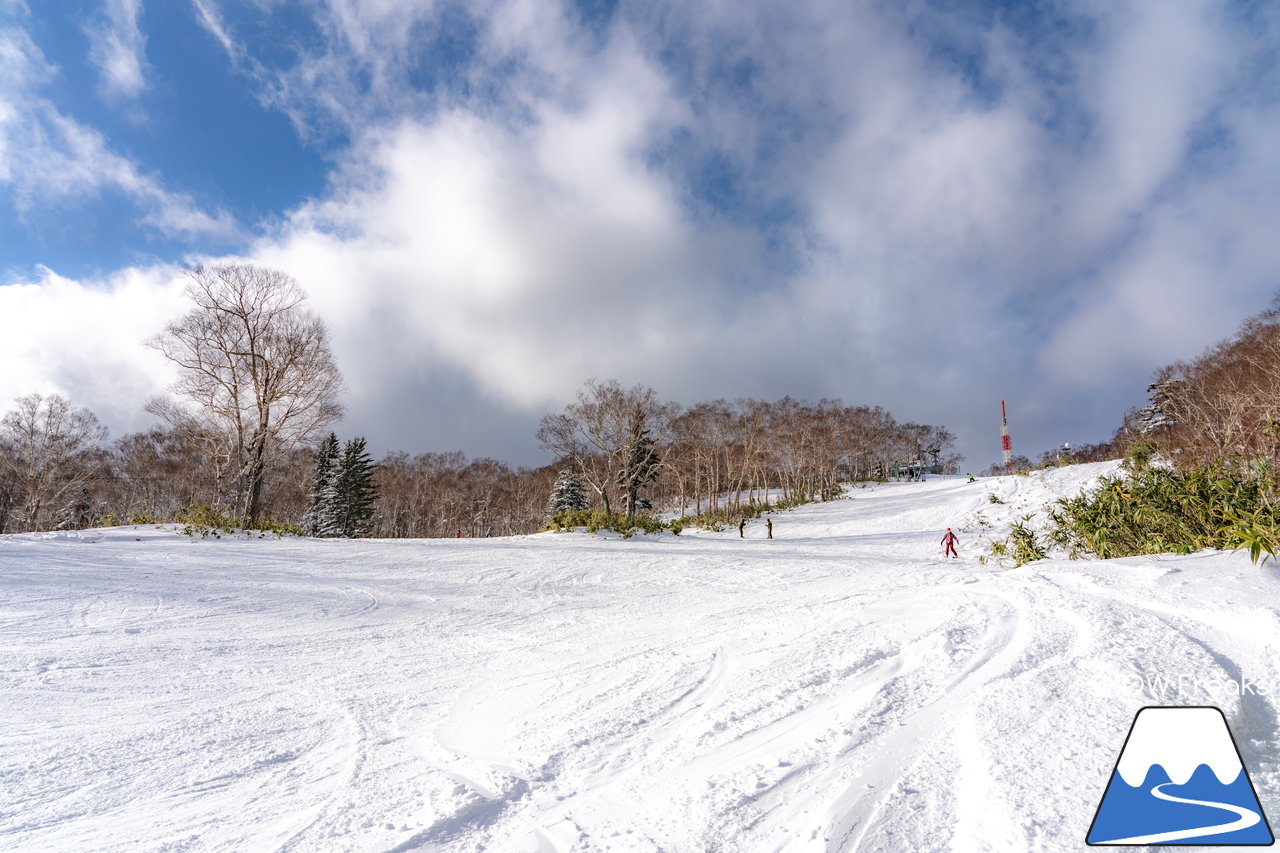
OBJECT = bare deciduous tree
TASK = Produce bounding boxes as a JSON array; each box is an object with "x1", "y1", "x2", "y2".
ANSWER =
[
  {"x1": 0, "y1": 393, "x2": 107, "y2": 532},
  {"x1": 536, "y1": 379, "x2": 678, "y2": 516},
  {"x1": 147, "y1": 264, "x2": 343, "y2": 525}
]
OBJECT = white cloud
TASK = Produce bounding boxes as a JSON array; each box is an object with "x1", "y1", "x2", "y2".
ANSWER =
[
  {"x1": 250, "y1": 33, "x2": 725, "y2": 414},
  {"x1": 1041, "y1": 112, "x2": 1280, "y2": 389},
  {"x1": 1037, "y1": 1, "x2": 1280, "y2": 391},
  {"x1": 190, "y1": 0, "x2": 609, "y2": 141},
  {"x1": 0, "y1": 265, "x2": 187, "y2": 433},
  {"x1": 0, "y1": 21, "x2": 238, "y2": 239},
  {"x1": 85, "y1": 0, "x2": 149, "y2": 99},
  {"x1": 190, "y1": 0, "x2": 449, "y2": 139},
  {"x1": 189, "y1": 0, "x2": 236, "y2": 58}
]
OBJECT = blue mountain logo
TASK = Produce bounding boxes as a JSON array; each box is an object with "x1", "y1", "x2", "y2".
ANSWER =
[{"x1": 1087, "y1": 706, "x2": 1274, "y2": 846}]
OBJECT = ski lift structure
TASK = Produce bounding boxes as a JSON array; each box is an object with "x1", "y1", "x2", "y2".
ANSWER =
[{"x1": 891, "y1": 445, "x2": 944, "y2": 480}]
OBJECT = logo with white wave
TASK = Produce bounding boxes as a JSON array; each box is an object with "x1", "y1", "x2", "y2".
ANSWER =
[{"x1": 1087, "y1": 706, "x2": 1274, "y2": 846}]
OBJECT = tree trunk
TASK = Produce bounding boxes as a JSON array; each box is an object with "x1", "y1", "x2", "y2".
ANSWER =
[{"x1": 239, "y1": 429, "x2": 268, "y2": 525}]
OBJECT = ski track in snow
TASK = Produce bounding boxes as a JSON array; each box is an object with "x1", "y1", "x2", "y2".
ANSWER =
[{"x1": 2, "y1": 461, "x2": 1278, "y2": 852}]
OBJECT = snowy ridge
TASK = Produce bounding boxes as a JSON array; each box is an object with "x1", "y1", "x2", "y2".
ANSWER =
[
  {"x1": 1115, "y1": 707, "x2": 1244, "y2": 786},
  {"x1": 2, "y1": 463, "x2": 1278, "y2": 852}
]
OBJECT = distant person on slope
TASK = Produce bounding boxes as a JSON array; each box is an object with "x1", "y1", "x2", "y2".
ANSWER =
[
  {"x1": 941, "y1": 528, "x2": 959, "y2": 558},
  {"x1": 967, "y1": 473, "x2": 976, "y2": 483},
  {"x1": 738, "y1": 518, "x2": 747, "y2": 538}
]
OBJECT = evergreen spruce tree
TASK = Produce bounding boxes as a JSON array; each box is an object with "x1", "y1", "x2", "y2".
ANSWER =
[
  {"x1": 1137, "y1": 381, "x2": 1176, "y2": 434},
  {"x1": 546, "y1": 469, "x2": 589, "y2": 516},
  {"x1": 303, "y1": 433, "x2": 340, "y2": 537},
  {"x1": 332, "y1": 437, "x2": 377, "y2": 538},
  {"x1": 55, "y1": 486, "x2": 95, "y2": 530}
]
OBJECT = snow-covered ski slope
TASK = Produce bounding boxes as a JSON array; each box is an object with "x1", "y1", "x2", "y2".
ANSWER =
[{"x1": 3, "y1": 462, "x2": 1278, "y2": 852}]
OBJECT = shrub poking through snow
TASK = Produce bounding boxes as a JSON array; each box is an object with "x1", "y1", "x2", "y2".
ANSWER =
[
  {"x1": 982, "y1": 519, "x2": 1048, "y2": 568},
  {"x1": 1046, "y1": 464, "x2": 1279, "y2": 563},
  {"x1": 544, "y1": 509, "x2": 681, "y2": 537},
  {"x1": 176, "y1": 504, "x2": 302, "y2": 539}
]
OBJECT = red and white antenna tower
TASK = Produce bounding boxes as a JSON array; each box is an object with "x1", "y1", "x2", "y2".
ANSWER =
[{"x1": 1001, "y1": 400, "x2": 1013, "y2": 473}]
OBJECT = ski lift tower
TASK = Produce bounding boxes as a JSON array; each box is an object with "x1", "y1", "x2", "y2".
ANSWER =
[{"x1": 1001, "y1": 400, "x2": 1013, "y2": 474}]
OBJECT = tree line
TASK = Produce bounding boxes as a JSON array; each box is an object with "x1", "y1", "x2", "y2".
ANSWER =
[
  {"x1": 978, "y1": 439, "x2": 1122, "y2": 478},
  {"x1": 0, "y1": 385, "x2": 955, "y2": 537},
  {"x1": 1135, "y1": 298, "x2": 1280, "y2": 475},
  {"x1": 0, "y1": 263, "x2": 957, "y2": 537},
  {"x1": 538, "y1": 379, "x2": 958, "y2": 524}
]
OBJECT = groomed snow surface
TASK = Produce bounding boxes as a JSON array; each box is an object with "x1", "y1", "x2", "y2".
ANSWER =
[{"x1": 3, "y1": 461, "x2": 1278, "y2": 852}]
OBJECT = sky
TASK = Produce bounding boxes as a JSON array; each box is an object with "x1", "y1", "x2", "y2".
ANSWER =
[{"x1": 2, "y1": 0, "x2": 1279, "y2": 472}]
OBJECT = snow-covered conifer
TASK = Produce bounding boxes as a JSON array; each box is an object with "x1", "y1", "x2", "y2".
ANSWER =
[
  {"x1": 1136, "y1": 382, "x2": 1175, "y2": 433},
  {"x1": 546, "y1": 470, "x2": 589, "y2": 516},
  {"x1": 331, "y1": 437, "x2": 377, "y2": 538},
  {"x1": 303, "y1": 433, "x2": 340, "y2": 537}
]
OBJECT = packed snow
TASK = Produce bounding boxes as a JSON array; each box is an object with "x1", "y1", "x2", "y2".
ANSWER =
[{"x1": 2, "y1": 462, "x2": 1278, "y2": 852}]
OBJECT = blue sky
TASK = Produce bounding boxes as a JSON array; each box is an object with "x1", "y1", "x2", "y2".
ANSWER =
[
  {"x1": 2, "y1": 0, "x2": 1279, "y2": 470},
  {"x1": 2, "y1": 1, "x2": 326, "y2": 276}
]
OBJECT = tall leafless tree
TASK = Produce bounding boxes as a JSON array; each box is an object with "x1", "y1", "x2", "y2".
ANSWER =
[
  {"x1": 536, "y1": 379, "x2": 678, "y2": 516},
  {"x1": 147, "y1": 264, "x2": 343, "y2": 525}
]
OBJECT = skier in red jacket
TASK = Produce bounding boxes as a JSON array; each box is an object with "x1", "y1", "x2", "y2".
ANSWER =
[{"x1": 941, "y1": 528, "x2": 959, "y2": 558}]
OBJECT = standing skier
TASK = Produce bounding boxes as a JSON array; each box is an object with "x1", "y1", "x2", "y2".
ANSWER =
[
  {"x1": 738, "y1": 518, "x2": 747, "y2": 538},
  {"x1": 766, "y1": 518, "x2": 773, "y2": 539},
  {"x1": 941, "y1": 527, "x2": 959, "y2": 558}
]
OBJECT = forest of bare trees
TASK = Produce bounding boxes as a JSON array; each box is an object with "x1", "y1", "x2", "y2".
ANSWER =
[
  {"x1": 979, "y1": 439, "x2": 1122, "y2": 477},
  {"x1": 371, "y1": 452, "x2": 558, "y2": 538},
  {"x1": 1136, "y1": 299, "x2": 1280, "y2": 475},
  {"x1": 0, "y1": 394, "x2": 108, "y2": 532},
  {"x1": 0, "y1": 412, "x2": 316, "y2": 534},
  {"x1": 535, "y1": 383, "x2": 957, "y2": 525},
  {"x1": 0, "y1": 385, "x2": 956, "y2": 537},
  {"x1": 657, "y1": 397, "x2": 955, "y2": 517}
]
